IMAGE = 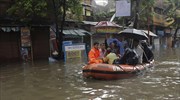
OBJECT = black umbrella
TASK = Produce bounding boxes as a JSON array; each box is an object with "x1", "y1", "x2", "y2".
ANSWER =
[
  {"x1": 142, "y1": 30, "x2": 157, "y2": 37},
  {"x1": 119, "y1": 28, "x2": 148, "y2": 40}
]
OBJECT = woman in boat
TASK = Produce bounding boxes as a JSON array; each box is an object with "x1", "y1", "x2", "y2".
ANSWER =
[
  {"x1": 88, "y1": 42, "x2": 103, "y2": 64},
  {"x1": 103, "y1": 48, "x2": 119, "y2": 64},
  {"x1": 99, "y1": 43, "x2": 107, "y2": 58}
]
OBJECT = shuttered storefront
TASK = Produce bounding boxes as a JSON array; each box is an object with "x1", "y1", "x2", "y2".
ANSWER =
[
  {"x1": 0, "y1": 30, "x2": 21, "y2": 63},
  {"x1": 31, "y1": 26, "x2": 50, "y2": 60}
]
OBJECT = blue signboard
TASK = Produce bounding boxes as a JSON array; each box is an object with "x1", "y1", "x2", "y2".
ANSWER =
[{"x1": 63, "y1": 43, "x2": 87, "y2": 62}]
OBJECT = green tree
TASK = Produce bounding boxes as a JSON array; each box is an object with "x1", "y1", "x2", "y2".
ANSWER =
[
  {"x1": 7, "y1": 0, "x2": 83, "y2": 59},
  {"x1": 163, "y1": 0, "x2": 180, "y2": 47},
  {"x1": 7, "y1": 0, "x2": 82, "y2": 23},
  {"x1": 138, "y1": 0, "x2": 155, "y2": 28},
  {"x1": 7, "y1": 0, "x2": 48, "y2": 22},
  {"x1": 51, "y1": 0, "x2": 82, "y2": 59}
]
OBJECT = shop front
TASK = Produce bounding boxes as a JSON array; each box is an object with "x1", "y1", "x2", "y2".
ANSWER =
[
  {"x1": 0, "y1": 26, "x2": 50, "y2": 63},
  {"x1": 0, "y1": 27, "x2": 21, "y2": 63}
]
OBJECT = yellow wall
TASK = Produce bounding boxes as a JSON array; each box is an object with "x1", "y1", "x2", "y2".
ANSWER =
[{"x1": 153, "y1": 13, "x2": 174, "y2": 27}]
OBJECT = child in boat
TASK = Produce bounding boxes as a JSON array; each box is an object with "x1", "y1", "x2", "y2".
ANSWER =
[
  {"x1": 99, "y1": 43, "x2": 107, "y2": 58},
  {"x1": 88, "y1": 42, "x2": 103, "y2": 64},
  {"x1": 103, "y1": 48, "x2": 119, "y2": 64}
]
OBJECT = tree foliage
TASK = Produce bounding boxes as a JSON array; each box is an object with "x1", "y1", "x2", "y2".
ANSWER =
[
  {"x1": 163, "y1": 0, "x2": 180, "y2": 47},
  {"x1": 66, "y1": 0, "x2": 83, "y2": 21},
  {"x1": 7, "y1": 0, "x2": 83, "y2": 23},
  {"x1": 7, "y1": 0, "x2": 48, "y2": 22},
  {"x1": 163, "y1": 0, "x2": 180, "y2": 27},
  {"x1": 139, "y1": 0, "x2": 155, "y2": 22}
]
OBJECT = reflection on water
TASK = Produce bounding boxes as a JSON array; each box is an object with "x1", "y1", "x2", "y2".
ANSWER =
[{"x1": 0, "y1": 48, "x2": 180, "y2": 100}]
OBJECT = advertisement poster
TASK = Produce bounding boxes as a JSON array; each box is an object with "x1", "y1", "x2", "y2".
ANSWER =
[
  {"x1": 21, "y1": 27, "x2": 31, "y2": 47},
  {"x1": 116, "y1": 0, "x2": 131, "y2": 17},
  {"x1": 63, "y1": 43, "x2": 87, "y2": 62},
  {"x1": 20, "y1": 27, "x2": 31, "y2": 61}
]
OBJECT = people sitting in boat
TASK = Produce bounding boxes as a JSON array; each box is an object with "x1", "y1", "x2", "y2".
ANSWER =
[
  {"x1": 99, "y1": 43, "x2": 107, "y2": 58},
  {"x1": 109, "y1": 41, "x2": 120, "y2": 56},
  {"x1": 116, "y1": 48, "x2": 139, "y2": 65},
  {"x1": 140, "y1": 41, "x2": 154, "y2": 63},
  {"x1": 105, "y1": 34, "x2": 119, "y2": 47},
  {"x1": 88, "y1": 42, "x2": 103, "y2": 64},
  {"x1": 105, "y1": 34, "x2": 125, "y2": 56},
  {"x1": 103, "y1": 48, "x2": 119, "y2": 64},
  {"x1": 133, "y1": 39, "x2": 144, "y2": 64},
  {"x1": 116, "y1": 39, "x2": 143, "y2": 65},
  {"x1": 117, "y1": 37, "x2": 126, "y2": 56}
]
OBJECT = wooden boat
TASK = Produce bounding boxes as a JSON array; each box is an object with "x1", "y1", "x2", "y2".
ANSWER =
[{"x1": 82, "y1": 60, "x2": 154, "y2": 80}]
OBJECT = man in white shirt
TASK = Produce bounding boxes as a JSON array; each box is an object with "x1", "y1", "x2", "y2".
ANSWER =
[{"x1": 133, "y1": 39, "x2": 143, "y2": 64}]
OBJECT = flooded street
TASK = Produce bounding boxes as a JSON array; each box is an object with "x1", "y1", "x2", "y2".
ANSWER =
[{"x1": 0, "y1": 47, "x2": 180, "y2": 100}]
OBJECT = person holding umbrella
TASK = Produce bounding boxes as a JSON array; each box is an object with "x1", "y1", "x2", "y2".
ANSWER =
[
  {"x1": 117, "y1": 39, "x2": 143, "y2": 65},
  {"x1": 132, "y1": 39, "x2": 144, "y2": 64},
  {"x1": 117, "y1": 28, "x2": 148, "y2": 65}
]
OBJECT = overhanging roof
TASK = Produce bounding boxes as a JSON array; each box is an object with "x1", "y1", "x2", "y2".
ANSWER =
[
  {"x1": 82, "y1": 21, "x2": 98, "y2": 26},
  {"x1": 63, "y1": 29, "x2": 92, "y2": 36}
]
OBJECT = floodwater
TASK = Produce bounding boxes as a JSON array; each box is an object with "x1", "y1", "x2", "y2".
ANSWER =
[{"x1": 0, "y1": 47, "x2": 180, "y2": 100}]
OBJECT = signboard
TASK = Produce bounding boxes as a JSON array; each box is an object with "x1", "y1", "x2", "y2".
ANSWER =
[
  {"x1": 63, "y1": 43, "x2": 87, "y2": 62},
  {"x1": 157, "y1": 30, "x2": 164, "y2": 37},
  {"x1": 20, "y1": 27, "x2": 32, "y2": 61},
  {"x1": 21, "y1": 27, "x2": 31, "y2": 47},
  {"x1": 65, "y1": 45, "x2": 85, "y2": 51},
  {"x1": 66, "y1": 51, "x2": 81, "y2": 58},
  {"x1": 96, "y1": 27, "x2": 120, "y2": 34},
  {"x1": 115, "y1": 0, "x2": 131, "y2": 17},
  {"x1": 63, "y1": 41, "x2": 72, "y2": 46}
]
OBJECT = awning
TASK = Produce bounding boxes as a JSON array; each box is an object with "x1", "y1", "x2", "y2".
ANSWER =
[
  {"x1": 82, "y1": 21, "x2": 98, "y2": 26},
  {"x1": 62, "y1": 29, "x2": 92, "y2": 36},
  {"x1": 1, "y1": 27, "x2": 20, "y2": 32}
]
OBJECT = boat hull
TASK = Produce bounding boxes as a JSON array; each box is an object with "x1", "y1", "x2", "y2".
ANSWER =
[{"x1": 82, "y1": 61, "x2": 154, "y2": 80}]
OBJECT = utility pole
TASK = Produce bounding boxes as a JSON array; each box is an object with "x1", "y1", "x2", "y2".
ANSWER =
[
  {"x1": 52, "y1": 0, "x2": 60, "y2": 59},
  {"x1": 52, "y1": 0, "x2": 66, "y2": 59},
  {"x1": 133, "y1": 0, "x2": 140, "y2": 29},
  {"x1": 59, "y1": 0, "x2": 66, "y2": 59}
]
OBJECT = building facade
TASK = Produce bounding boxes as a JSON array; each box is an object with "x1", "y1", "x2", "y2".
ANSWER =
[{"x1": 0, "y1": 0, "x2": 50, "y2": 63}]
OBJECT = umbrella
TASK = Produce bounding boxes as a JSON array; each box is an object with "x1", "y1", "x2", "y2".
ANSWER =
[
  {"x1": 142, "y1": 30, "x2": 157, "y2": 37},
  {"x1": 95, "y1": 21, "x2": 122, "y2": 34},
  {"x1": 119, "y1": 28, "x2": 148, "y2": 40}
]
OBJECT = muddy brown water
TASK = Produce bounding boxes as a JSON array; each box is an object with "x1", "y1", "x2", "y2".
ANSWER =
[{"x1": 0, "y1": 47, "x2": 180, "y2": 100}]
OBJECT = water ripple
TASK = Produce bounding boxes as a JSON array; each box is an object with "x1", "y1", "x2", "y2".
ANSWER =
[{"x1": 159, "y1": 61, "x2": 180, "y2": 65}]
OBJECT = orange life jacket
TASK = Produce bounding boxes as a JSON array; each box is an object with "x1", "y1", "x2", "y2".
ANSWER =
[{"x1": 88, "y1": 47, "x2": 103, "y2": 64}]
